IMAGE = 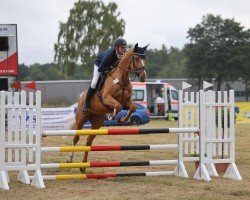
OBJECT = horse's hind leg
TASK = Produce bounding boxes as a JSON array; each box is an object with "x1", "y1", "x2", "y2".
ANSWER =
[
  {"x1": 79, "y1": 115, "x2": 105, "y2": 173},
  {"x1": 67, "y1": 135, "x2": 80, "y2": 163},
  {"x1": 79, "y1": 135, "x2": 96, "y2": 173},
  {"x1": 67, "y1": 111, "x2": 89, "y2": 163}
]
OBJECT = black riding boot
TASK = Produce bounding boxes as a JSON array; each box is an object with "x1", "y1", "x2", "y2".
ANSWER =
[{"x1": 82, "y1": 87, "x2": 95, "y2": 114}]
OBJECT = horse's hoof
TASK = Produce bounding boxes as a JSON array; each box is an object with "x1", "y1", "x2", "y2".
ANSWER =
[
  {"x1": 118, "y1": 116, "x2": 127, "y2": 124},
  {"x1": 80, "y1": 168, "x2": 86, "y2": 174},
  {"x1": 107, "y1": 113, "x2": 115, "y2": 121},
  {"x1": 118, "y1": 118, "x2": 124, "y2": 124}
]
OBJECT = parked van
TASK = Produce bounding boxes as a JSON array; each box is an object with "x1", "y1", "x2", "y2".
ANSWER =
[{"x1": 131, "y1": 81, "x2": 179, "y2": 118}]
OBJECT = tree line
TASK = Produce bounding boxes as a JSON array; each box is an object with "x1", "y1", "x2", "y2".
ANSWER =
[{"x1": 17, "y1": 0, "x2": 250, "y2": 100}]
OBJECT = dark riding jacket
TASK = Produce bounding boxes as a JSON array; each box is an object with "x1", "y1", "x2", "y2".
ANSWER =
[{"x1": 94, "y1": 47, "x2": 119, "y2": 72}]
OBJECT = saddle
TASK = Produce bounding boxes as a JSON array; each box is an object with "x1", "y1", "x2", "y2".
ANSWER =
[
  {"x1": 96, "y1": 60, "x2": 120, "y2": 92},
  {"x1": 96, "y1": 73, "x2": 107, "y2": 92}
]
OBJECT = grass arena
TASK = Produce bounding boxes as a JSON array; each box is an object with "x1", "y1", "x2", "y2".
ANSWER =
[
  {"x1": 0, "y1": 120, "x2": 249, "y2": 199},
  {"x1": 0, "y1": 90, "x2": 250, "y2": 200}
]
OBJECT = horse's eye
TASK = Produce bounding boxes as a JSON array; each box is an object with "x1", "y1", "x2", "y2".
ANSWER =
[{"x1": 134, "y1": 58, "x2": 139, "y2": 61}]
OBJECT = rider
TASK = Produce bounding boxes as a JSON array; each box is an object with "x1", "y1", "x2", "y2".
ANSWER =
[{"x1": 82, "y1": 38, "x2": 127, "y2": 114}]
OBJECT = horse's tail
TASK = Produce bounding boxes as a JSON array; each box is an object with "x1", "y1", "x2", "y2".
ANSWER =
[
  {"x1": 65, "y1": 114, "x2": 76, "y2": 130},
  {"x1": 65, "y1": 91, "x2": 86, "y2": 130}
]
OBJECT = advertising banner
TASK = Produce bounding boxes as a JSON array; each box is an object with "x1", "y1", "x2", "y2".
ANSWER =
[
  {"x1": 41, "y1": 107, "x2": 77, "y2": 130},
  {"x1": 24, "y1": 106, "x2": 91, "y2": 130},
  {"x1": 0, "y1": 24, "x2": 18, "y2": 76},
  {"x1": 235, "y1": 102, "x2": 250, "y2": 123}
]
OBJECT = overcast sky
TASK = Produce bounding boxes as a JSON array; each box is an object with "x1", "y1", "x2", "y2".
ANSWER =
[{"x1": 1, "y1": 0, "x2": 250, "y2": 65}]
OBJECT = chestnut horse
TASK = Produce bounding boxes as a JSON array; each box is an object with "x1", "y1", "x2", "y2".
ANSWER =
[{"x1": 67, "y1": 43, "x2": 148, "y2": 173}]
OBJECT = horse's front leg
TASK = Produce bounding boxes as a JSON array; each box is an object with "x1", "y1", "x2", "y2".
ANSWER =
[
  {"x1": 103, "y1": 95, "x2": 123, "y2": 119},
  {"x1": 119, "y1": 100, "x2": 136, "y2": 124}
]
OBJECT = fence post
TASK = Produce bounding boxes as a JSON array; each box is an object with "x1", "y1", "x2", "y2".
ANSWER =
[
  {"x1": 175, "y1": 90, "x2": 188, "y2": 178},
  {"x1": 194, "y1": 90, "x2": 211, "y2": 181},
  {"x1": 31, "y1": 91, "x2": 45, "y2": 188},
  {"x1": 223, "y1": 90, "x2": 242, "y2": 180},
  {"x1": 0, "y1": 91, "x2": 9, "y2": 190}
]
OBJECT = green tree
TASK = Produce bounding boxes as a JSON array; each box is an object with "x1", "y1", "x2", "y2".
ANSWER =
[
  {"x1": 239, "y1": 30, "x2": 250, "y2": 101},
  {"x1": 54, "y1": 0, "x2": 125, "y2": 76},
  {"x1": 161, "y1": 47, "x2": 187, "y2": 78},
  {"x1": 146, "y1": 45, "x2": 187, "y2": 79},
  {"x1": 146, "y1": 45, "x2": 169, "y2": 78},
  {"x1": 184, "y1": 14, "x2": 249, "y2": 90},
  {"x1": 24, "y1": 63, "x2": 64, "y2": 81},
  {"x1": 17, "y1": 64, "x2": 29, "y2": 81}
]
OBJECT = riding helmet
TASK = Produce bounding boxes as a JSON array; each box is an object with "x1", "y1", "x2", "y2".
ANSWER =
[{"x1": 114, "y1": 38, "x2": 127, "y2": 47}]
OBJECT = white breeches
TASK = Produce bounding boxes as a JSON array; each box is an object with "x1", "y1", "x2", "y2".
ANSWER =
[{"x1": 90, "y1": 64, "x2": 101, "y2": 89}]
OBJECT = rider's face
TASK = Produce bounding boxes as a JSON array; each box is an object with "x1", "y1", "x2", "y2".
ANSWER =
[{"x1": 117, "y1": 46, "x2": 127, "y2": 55}]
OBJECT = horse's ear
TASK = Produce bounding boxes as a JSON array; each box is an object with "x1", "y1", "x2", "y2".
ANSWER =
[
  {"x1": 134, "y1": 43, "x2": 138, "y2": 52},
  {"x1": 143, "y1": 44, "x2": 149, "y2": 51}
]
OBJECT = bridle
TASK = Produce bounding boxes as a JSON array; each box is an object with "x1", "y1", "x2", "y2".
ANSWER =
[{"x1": 117, "y1": 53, "x2": 147, "y2": 80}]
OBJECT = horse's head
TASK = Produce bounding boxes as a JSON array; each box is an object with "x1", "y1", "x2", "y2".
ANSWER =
[
  {"x1": 132, "y1": 43, "x2": 149, "y2": 82},
  {"x1": 118, "y1": 43, "x2": 148, "y2": 82}
]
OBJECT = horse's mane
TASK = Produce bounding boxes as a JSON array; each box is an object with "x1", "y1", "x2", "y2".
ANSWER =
[{"x1": 118, "y1": 49, "x2": 134, "y2": 67}]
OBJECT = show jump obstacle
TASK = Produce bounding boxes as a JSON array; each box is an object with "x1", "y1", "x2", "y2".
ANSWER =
[
  {"x1": 0, "y1": 91, "x2": 44, "y2": 190},
  {"x1": 0, "y1": 89, "x2": 242, "y2": 190},
  {"x1": 34, "y1": 127, "x2": 195, "y2": 182}
]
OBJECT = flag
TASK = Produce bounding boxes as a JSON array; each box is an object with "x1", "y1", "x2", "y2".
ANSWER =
[
  {"x1": 203, "y1": 81, "x2": 213, "y2": 91},
  {"x1": 182, "y1": 82, "x2": 192, "y2": 90},
  {"x1": 25, "y1": 81, "x2": 36, "y2": 90},
  {"x1": 11, "y1": 81, "x2": 21, "y2": 90}
]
